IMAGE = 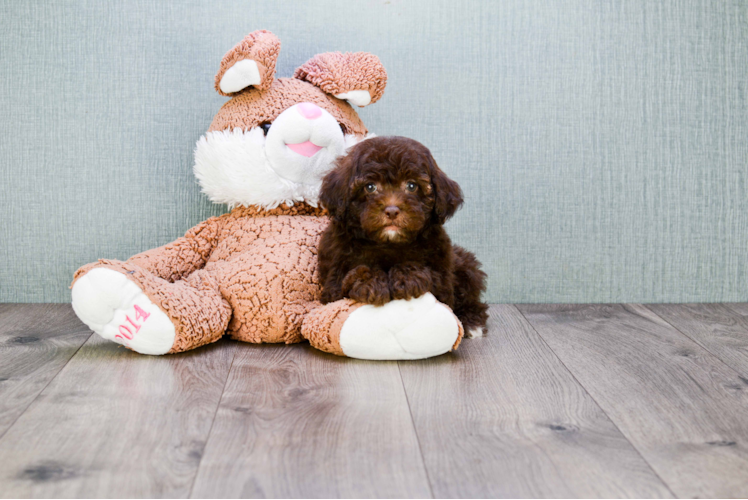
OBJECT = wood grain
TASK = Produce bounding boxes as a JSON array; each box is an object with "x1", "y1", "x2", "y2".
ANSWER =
[
  {"x1": 647, "y1": 303, "x2": 748, "y2": 378},
  {"x1": 0, "y1": 304, "x2": 91, "y2": 439},
  {"x1": 517, "y1": 303, "x2": 748, "y2": 498},
  {"x1": 190, "y1": 343, "x2": 431, "y2": 498},
  {"x1": 0, "y1": 332, "x2": 238, "y2": 498},
  {"x1": 399, "y1": 304, "x2": 672, "y2": 498},
  {"x1": 4, "y1": 302, "x2": 748, "y2": 497}
]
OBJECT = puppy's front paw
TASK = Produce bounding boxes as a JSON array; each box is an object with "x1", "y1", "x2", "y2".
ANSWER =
[
  {"x1": 342, "y1": 266, "x2": 391, "y2": 306},
  {"x1": 389, "y1": 263, "x2": 433, "y2": 301}
]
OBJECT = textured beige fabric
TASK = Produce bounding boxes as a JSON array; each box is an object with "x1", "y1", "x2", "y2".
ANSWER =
[
  {"x1": 72, "y1": 201, "x2": 463, "y2": 356},
  {"x1": 301, "y1": 299, "x2": 362, "y2": 356},
  {"x1": 73, "y1": 259, "x2": 232, "y2": 353},
  {"x1": 74, "y1": 204, "x2": 329, "y2": 352},
  {"x1": 209, "y1": 29, "x2": 371, "y2": 135},
  {"x1": 208, "y1": 77, "x2": 368, "y2": 136},
  {"x1": 214, "y1": 30, "x2": 281, "y2": 95},
  {"x1": 453, "y1": 317, "x2": 465, "y2": 351},
  {"x1": 294, "y1": 52, "x2": 387, "y2": 105}
]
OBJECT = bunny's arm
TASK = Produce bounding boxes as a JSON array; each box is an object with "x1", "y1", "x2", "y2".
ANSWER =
[{"x1": 126, "y1": 216, "x2": 226, "y2": 282}]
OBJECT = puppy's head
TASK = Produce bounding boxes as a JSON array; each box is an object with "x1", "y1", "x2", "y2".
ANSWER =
[{"x1": 320, "y1": 136, "x2": 463, "y2": 243}]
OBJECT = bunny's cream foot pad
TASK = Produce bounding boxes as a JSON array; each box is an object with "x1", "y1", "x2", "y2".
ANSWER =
[
  {"x1": 71, "y1": 268, "x2": 175, "y2": 355},
  {"x1": 340, "y1": 293, "x2": 461, "y2": 360},
  {"x1": 303, "y1": 293, "x2": 463, "y2": 360}
]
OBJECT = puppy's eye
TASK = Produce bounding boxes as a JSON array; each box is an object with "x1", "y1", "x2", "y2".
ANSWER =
[
  {"x1": 260, "y1": 122, "x2": 272, "y2": 136},
  {"x1": 364, "y1": 183, "x2": 377, "y2": 193},
  {"x1": 405, "y1": 181, "x2": 418, "y2": 192}
]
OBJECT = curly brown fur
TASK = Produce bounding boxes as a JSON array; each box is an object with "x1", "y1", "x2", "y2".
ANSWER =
[{"x1": 318, "y1": 136, "x2": 488, "y2": 335}]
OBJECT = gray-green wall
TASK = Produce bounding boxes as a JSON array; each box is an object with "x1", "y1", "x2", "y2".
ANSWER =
[{"x1": 1, "y1": 0, "x2": 747, "y2": 303}]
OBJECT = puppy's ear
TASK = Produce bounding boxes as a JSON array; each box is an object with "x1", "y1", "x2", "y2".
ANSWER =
[
  {"x1": 320, "y1": 155, "x2": 354, "y2": 222},
  {"x1": 294, "y1": 52, "x2": 387, "y2": 107},
  {"x1": 215, "y1": 30, "x2": 280, "y2": 96},
  {"x1": 430, "y1": 157, "x2": 464, "y2": 224}
]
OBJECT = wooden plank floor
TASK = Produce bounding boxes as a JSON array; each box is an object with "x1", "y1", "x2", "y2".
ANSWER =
[
  {"x1": 516, "y1": 304, "x2": 748, "y2": 499},
  {"x1": 0, "y1": 303, "x2": 746, "y2": 498}
]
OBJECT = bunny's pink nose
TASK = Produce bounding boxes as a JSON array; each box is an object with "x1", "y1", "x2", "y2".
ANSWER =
[{"x1": 297, "y1": 102, "x2": 322, "y2": 120}]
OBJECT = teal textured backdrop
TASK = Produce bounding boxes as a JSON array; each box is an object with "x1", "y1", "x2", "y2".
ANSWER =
[{"x1": 1, "y1": 0, "x2": 747, "y2": 303}]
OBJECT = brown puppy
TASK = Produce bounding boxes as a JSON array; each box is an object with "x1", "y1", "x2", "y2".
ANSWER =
[{"x1": 318, "y1": 136, "x2": 488, "y2": 337}]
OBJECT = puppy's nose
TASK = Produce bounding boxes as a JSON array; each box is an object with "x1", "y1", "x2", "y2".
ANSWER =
[
  {"x1": 297, "y1": 102, "x2": 322, "y2": 120},
  {"x1": 384, "y1": 206, "x2": 400, "y2": 220}
]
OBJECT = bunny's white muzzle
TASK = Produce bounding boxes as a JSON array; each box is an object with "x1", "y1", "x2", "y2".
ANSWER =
[
  {"x1": 264, "y1": 102, "x2": 345, "y2": 186},
  {"x1": 193, "y1": 104, "x2": 370, "y2": 209}
]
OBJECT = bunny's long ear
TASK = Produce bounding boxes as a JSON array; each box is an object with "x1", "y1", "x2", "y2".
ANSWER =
[
  {"x1": 215, "y1": 30, "x2": 280, "y2": 96},
  {"x1": 294, "y1": 52, "x2": 387, "y2": 107}
]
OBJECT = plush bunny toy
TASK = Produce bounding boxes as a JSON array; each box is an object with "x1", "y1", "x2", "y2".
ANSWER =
[{"x1": 71, "y1": 30, "x2": 464, "y2": 359}]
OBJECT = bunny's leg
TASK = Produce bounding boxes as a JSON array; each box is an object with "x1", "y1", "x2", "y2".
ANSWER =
[
  {"x1": 71, "y1": 262, "x2": 231, "y2": 355},
  {"x1": 301, "y1": 294, "x2": 463, "y2": 360}
]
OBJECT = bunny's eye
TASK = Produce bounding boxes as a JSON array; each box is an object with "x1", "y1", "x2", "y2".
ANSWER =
[
  {"x1": 405, "y1": 181, "x2": 418, "y2": 192},
  {"x1": 260, "y1": 122, "x2": 272, "y2": 136},
  {"x1": 364, "y1": 183, "x2": 377, "y2": 193}
]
